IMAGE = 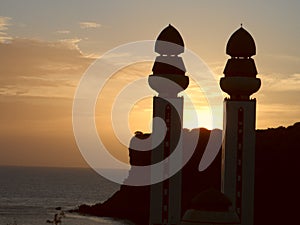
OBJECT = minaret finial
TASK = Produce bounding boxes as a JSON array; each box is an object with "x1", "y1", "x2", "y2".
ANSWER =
[{"x1": 241, "y1": 23, "x2": 243, "y2": 27}]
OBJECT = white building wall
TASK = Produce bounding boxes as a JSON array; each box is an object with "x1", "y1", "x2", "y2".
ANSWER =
[
  {"x1": 150, "y1": 96, "x2": 183, "y2": 225},
  {"x1": 222, "y1": 99, "x2": 256, "y2": 225}
]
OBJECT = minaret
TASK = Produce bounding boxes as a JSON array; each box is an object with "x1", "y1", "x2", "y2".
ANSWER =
[
  {"x1": 220, "y1": 26, "x2": 261, "y2": 225},
  {"x1": 149, "y1": 24, "x2": 189, "y2": 225}
]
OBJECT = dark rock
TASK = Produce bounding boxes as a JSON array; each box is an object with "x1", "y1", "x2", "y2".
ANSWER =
[{"x1": 72, "y1": 123, "x2": 300, "y2": 225}]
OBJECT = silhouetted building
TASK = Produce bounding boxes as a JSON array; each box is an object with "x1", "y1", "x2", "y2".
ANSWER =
[
  {"x1": 73, "y1": 24, "x2": 299, "y2": 225},
  {"x1": 149, "y1": 24, "x2": 189, "y2": 225},
  {"x1": 220, "y1": 26, "x2": 261, "y2": 225}
]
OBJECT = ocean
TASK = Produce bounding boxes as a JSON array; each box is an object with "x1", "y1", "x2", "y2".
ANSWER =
[{"x1": 0, "y1": 166, "x2": 134, "y2": 225}]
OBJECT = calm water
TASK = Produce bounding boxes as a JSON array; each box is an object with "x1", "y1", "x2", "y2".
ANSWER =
[{"x1": 0, "y1": 166, "x2": 134, "y2": 225}]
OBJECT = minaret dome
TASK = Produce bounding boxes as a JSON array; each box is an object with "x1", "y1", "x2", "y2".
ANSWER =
[
  {"x1": 221, "y1": 26, "x2": 261, "y2": 100},
  {"x1": 226, "y1": 27, "x2": 256, "y2": 57},
  {"x1": 155, "y1": 24, "x2": 184, "y2": 55},
  {"x1": 149, "y1": 24, "x2": 189, "y2": 97}
]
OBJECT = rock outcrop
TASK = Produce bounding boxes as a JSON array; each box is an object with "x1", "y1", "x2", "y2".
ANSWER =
[{"x1": 71, "y1": 122, "x2": 300, "y2": 225}]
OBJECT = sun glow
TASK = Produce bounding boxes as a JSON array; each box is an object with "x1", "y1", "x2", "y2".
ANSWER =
[
  {"x1": 183, "y1": 108, "x2": 213, "y2": 130},
  {"x1": 128, "y1": 97, "x2": 215, "y2": 132},
  {"x1": 127, "y1": 75, "x2": 218, "y2": 132}
]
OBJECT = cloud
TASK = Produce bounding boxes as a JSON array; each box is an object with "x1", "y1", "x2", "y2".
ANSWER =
[
  {"x1": 0, "y1": 16, "x2": 11, "y2": 30},
  {"x1": 0, "y1": 38, "x2": 93, "y2": 98},
  {"x1": 207, "y1": 61, "x2": 225, "y2": 77},
  {"x1": 79, "y1": 21, "x2": 101, "y2": 29},
  {"x1": 0, "y1": 36, "x2": 12, "y2": 43},
  {"x1": 261, "y1": 73, "x2": 300, "y2": 92},
  {"x1": 58, "y1": 38, "x2": 82, "y2": 51},
  {"x1": 56, "y1": 30, "x2": 71, "y2": 34},
  {"x1": 0, "y1": 37, "x2": 94, "y2": 167},
  {"x1": 257, "y1": 102, "x2": 300, "y2": 129},
  {"x1": 0, "y1": 16, "x2": 12, "y2": 43},
  {"x1": 253, "y1": 72, "x2": 300, "y2": 128},
  {"x1": 257, "y1": 53, "x2": 300, "y2": 75}
]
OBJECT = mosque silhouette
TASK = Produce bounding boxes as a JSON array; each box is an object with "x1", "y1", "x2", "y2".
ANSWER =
[
  {"x1": 72, "y1": 25, "x2": 299, "y2": 225},
  {"x1": 130, "y1": 24, "x2": 260, "y2": 225}
]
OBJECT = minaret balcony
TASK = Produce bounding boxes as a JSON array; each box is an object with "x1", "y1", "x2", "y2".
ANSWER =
[
  {"x1": 148, "y1": 74, "x2": 189, "y2": 97},
  {"x1": 220, "y1": 77, "x2": 261, "y2": 100}
]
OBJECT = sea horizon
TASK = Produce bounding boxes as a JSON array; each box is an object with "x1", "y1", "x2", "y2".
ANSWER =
[{"x1": 0, "y1": 166, "x2": 133, "y2": 225}]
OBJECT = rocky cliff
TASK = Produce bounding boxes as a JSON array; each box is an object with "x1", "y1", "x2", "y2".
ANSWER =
[{"x1": 72, "y1": 122, "x2": 300, "y2": 225}]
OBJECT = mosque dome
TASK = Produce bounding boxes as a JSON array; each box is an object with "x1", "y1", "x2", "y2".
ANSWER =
[
  {"x1": 155, "y1": 24, "x2": 184, "y2": 55},
  {"x1": 226, "y1": 26, "x2": 256, "y2": 57},
  {"x1": 181, "y1": 189, "x2": 240, "y2": 225}
]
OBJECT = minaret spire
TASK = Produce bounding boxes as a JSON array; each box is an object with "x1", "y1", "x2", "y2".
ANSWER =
[
  {"x1": 220, "y1": 26, "x2": 261, "y2": 225},
  {"x1": 149, "y1": 24, "x2": 189, "y2": 225}
]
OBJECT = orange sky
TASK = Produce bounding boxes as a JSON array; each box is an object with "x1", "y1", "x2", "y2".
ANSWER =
[{"x1": 0, "y1": 0, "x2": 299, "y2": 168}]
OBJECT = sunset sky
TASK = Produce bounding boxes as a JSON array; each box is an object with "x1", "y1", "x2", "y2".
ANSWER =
[{"x1": 0, "y1": 0, "x2": 299, "y2": 168}]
